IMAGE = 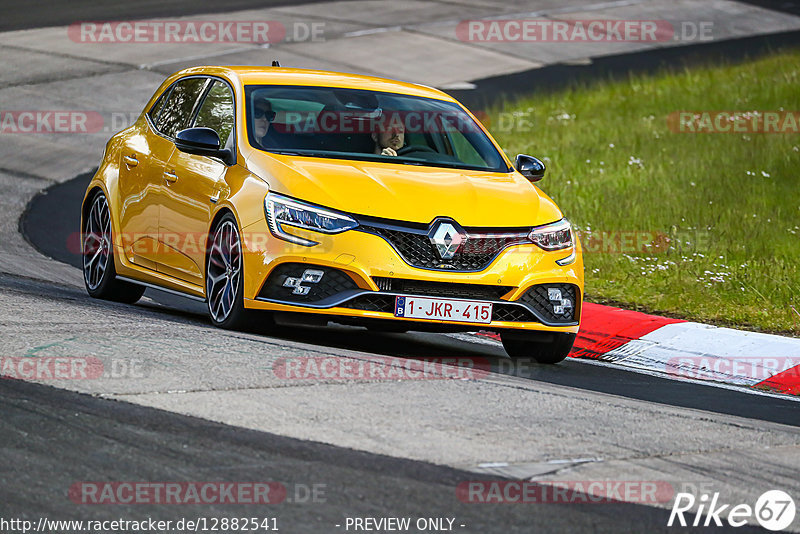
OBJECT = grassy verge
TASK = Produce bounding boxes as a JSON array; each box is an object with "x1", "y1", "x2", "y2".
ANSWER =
[{"x1": 490, "y1": 49, "x2": 800, "y2": 335}]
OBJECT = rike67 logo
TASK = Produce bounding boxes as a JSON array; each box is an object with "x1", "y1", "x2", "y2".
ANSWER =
[{"x1": 669, "y1": 490, "x2": 796, "y2": 531}]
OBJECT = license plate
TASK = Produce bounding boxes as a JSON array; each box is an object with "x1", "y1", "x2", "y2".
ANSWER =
[{"x1": 394, "y1": 296, "x2": 493, "y2": 324}]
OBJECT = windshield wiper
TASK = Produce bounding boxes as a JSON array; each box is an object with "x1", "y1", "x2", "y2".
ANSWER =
[
  {"x1": 266, "y1": 149, "x2": 333, "y2": 158},
  {"x1": 264, "y1": 149, "x2": 505, "y2": 172}
]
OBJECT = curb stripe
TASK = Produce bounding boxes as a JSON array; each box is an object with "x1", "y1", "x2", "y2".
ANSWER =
[
  {"x1": 601, "y1": 322, "x2": 800, "y2": 387},
  {"x1": 571, "y1": 303, "x2": 683, "y2": 360},
  {"x1": 754, "y1": 366, "x2": 800, "y2": 395}
]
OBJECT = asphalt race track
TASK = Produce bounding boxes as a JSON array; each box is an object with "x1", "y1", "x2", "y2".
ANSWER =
[
  {"x1": 7, "y1": 374, "x2": 772, "y2": 534},
  {"x1": 3, "y1": 1, "x2": 800, "y2": 533}
]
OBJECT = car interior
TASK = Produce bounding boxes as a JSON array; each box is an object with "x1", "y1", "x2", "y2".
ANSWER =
[{"x1": 245, "y1": 85, "x2": 504, "y2": 170}]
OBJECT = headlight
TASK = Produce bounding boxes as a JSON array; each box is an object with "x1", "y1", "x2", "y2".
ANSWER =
[
  {"x1": 265, "y1": 192, "x2": 358, "y2": 247},
  {"x1": 528, "y1": 218, "x2": 573, "y2": 251}
]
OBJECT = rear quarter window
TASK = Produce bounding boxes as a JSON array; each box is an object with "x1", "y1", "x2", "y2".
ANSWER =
[{"x1": 154, "y1": 77, "x2": 208, "y2": 138}]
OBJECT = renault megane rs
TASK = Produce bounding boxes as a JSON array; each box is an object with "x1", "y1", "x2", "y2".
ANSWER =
[{"x1": 81, "y1": 66, "x2": 583, "y2": 363}]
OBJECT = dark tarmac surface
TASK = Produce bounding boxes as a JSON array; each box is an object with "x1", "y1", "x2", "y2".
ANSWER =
[{"x1": 0, "y1": 377, "x2": 769, "y2": 534}]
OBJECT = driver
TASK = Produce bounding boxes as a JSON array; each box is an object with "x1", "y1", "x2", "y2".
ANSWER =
[
  {"x1": 372, "y1": 119, "x2": 405, "y2": 157},
  {"x1": 253, "y1": 99, "x2": 277, "y2": 148}
]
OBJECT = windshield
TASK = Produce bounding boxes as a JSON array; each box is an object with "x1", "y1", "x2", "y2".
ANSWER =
[{"x1": 245, "y1": 85, "x2": 510, "y2": 172}]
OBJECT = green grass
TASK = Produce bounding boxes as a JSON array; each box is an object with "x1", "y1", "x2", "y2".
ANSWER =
[{"x1": 489, "y1": 49, "x2": 800, "y2": 335}]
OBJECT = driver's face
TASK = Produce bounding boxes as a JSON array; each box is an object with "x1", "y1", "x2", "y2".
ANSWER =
[
  {"x1": 378, "y1": 125, "x2": 404, "y2": 150},
  {"x1": 254, "y1": 106, "x2": 272, "y2": 138}
]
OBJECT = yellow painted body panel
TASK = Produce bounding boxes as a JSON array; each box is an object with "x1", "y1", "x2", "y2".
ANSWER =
[{"x1": 243, "y1": 152, "x2": 562, "y2": 227}]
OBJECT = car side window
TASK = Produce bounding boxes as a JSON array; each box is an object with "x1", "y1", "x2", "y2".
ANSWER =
[
  {"x1": 148, "y1": 88, "x2": 169, "y2": 124},
  {"x1": 193, "y1": 80, "x2": 235, "y2": 148},
  {"x1": 154, "y1": 77, "x2": 208, "y2": 138}
]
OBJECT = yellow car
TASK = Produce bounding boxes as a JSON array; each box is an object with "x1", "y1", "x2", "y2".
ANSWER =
[{"x1": 81, "y1": 66, "x2": 583, "y2": 363}]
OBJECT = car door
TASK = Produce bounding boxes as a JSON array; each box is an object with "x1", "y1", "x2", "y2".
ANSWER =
[
  {"x1": 117, "y1": 91, "x2": 170, "y2": 270},
  {"x1": 118, "y1": 76, "x2": 209, "y2": 270},
  {"x1": 157, "y1": 79, "x2": 233, "y2": 285}
]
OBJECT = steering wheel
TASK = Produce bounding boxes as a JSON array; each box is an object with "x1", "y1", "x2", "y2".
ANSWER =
[{"x1": 396, "y1": 145, "x2": 437, "y2": 156}]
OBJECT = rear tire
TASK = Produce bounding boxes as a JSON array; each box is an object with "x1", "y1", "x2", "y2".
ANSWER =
[
  {"x1": 500, "y1": 332, "x2": 576, "y2": 364},
  {"x1": 82, "y1": 192, "x2": 145, "y2": 304}
]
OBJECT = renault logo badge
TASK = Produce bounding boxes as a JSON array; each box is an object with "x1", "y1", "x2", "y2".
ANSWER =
[{"x1": 428, "y1": 220, "x2": 466, "y2": 261}]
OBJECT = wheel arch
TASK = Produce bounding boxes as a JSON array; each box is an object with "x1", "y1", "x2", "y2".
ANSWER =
[
  {"x1": 81, "y1": 185, "x2": 105, "y2": 229},
  {"x1": 82, "y1": 180, "x2": 129, "y2": 276}
]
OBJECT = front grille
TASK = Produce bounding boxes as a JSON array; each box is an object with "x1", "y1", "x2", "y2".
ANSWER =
[
  {"x1": 373, "y1": 278, "x2": 513, "y2": 300},
  {"x1": 342, "y1": 294, "x2": 395, "y2": 313},
  {"x1": 258, "y1": 263, "x2": 358, "y2": 303},
  {"x1": 518, "y1": 283, "x2": 578, "y2": 323},
  {"x1": 493, "y1": 304, "x2": 537, "y2": 322},
  {"x1": 358, "y1": 221, "x2": 529, "y2": 272}
]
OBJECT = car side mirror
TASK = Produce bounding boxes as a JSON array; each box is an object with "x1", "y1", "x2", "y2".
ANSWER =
[
  {"x1": 515, "y1": 154, "x2": 546, "y2": 182},
  {"x1": 175, "y1": 127, "x2": 234, "y2": 165}
]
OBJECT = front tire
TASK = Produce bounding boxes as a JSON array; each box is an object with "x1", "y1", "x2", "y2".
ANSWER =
[
  {"x1": 82, "y1": 192, "x2": 145, "y2": 304},
  {"x1": 206, "y1": 214, "x2": 252, "y2": 330},
  {"x1": 500, "y1": 332, "x2": 576, "y2": 364}
]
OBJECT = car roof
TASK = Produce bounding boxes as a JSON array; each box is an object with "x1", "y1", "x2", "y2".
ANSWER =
[{"x1": 172, "y1": 66, "x2": 459, "y2": 102}]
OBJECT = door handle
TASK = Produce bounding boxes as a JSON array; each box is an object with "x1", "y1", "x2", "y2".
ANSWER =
[
  {"x1": 163, "y1": 171, "x2": 178, "y2": 183},
  {"x1": 123, "y1": 155, "x2": 138, "y2": 167},
  {"x1": 210, "y1": 185, "x2": 227, "y2": 204}
]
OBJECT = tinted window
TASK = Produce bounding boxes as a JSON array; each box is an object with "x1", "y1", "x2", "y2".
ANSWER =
[
  {"x1": 443, "y1": 117, "x2": 487, "y2": 167},
  {"x1": 148, "y1": 88, "x2": 169, "y2": 124},
  {"x1": 155, "y1": 77, "x2": 208, "y2": 138},
  {"x1": 194, "y1": 80, "x2": 235, "y2": 147}
]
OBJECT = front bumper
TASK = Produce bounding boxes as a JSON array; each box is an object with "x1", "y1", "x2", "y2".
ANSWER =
[{"x1": 239, "y1": 219, "x2": 584, "y2": 333}]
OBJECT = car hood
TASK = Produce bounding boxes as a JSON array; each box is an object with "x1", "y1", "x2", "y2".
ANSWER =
[{"x1": 245, "y1": 151, "x2": 563, "y2": 227}]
